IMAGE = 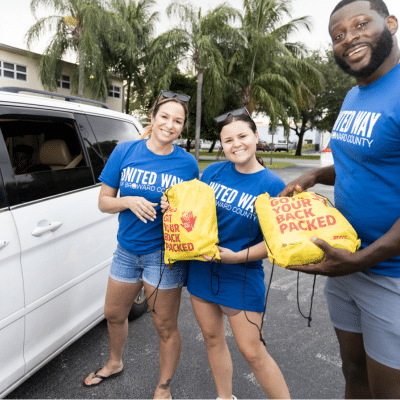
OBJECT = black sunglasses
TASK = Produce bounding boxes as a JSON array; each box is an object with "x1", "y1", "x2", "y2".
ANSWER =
[
  {"x1": 214, "y1": 107, "x2": 252, "y2": 124},
  {"x1": 156, "y1": 90, "x2": 191, "y2": 105}
]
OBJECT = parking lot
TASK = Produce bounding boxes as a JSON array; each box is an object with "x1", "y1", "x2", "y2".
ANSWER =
[{"x1": 6, "y1": 162, "x2": 345, "y2": 400}]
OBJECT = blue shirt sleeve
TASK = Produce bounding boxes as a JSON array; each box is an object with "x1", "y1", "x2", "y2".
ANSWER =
[{"x1": 99, "y1": 143, "x2": 125, "y2": 189}]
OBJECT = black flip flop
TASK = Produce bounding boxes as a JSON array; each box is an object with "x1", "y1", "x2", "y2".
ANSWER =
[{"x1": 83, "y1": 368, "x2": 124, "y2": 388}]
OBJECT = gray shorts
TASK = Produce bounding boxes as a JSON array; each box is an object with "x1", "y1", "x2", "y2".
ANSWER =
[{"x1": 324, "y1": 271, "x2": 400, "y2": 369}]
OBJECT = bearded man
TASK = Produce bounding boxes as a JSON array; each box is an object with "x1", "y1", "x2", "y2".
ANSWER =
[{"x1": 279, "y1": 0, "x2": 400, "y2": 398}]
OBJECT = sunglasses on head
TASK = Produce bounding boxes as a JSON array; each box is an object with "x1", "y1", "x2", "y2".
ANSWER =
[
  {"x1": 156, "y1": 90, "x2": 191, "y2": 105},
  {"x1": 214, "y1": 107, "x2": 252, "y2": 124}
]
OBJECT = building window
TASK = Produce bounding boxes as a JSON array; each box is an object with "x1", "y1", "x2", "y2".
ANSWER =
[
  {"x1": 0, "y1": 61, "x2": 27, "y2": 81},
  {"x1": 57, "y1": 75, "x2": 71, "y2": 89},
  {"x1": 108, "y1": 86, "x2": 120, "y2": 98}
]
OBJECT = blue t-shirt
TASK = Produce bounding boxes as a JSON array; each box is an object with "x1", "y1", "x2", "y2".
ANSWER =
[
  {"x1": 99, "y1": 140, "x2": 199, "y2": 255},
  {"x1": 330, "y1": 64, "x2": 400, "y2": 277},
  {"x1": 187, "y1": 161, "x2": 286, "y2": 311}
]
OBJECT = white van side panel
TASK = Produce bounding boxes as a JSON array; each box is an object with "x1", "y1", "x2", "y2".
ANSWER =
[
  {"x1": 0, "y1": 211, "x2": 25, "y2": 395},
  {"x1": 24, "y1": 266, "x2": 109, "y2": 373},
  {"x1": 0, "y1": 318, "x2": 25, "y2": 395},
  {"x1": 10, "y1": 186, "x2": 118, "y2": 374}
]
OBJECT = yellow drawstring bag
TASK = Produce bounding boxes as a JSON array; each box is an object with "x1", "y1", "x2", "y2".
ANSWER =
[
  {"x1": 163, "y1": 179, "x2": 220, "y2": 266},
  {"x1": 254, "y1": 191, "x2": 361, "y2": 268}
]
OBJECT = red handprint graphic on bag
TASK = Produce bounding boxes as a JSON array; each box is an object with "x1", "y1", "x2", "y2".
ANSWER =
[{"x1": 180, "y1": 211, "x2": 197, "y2": 232}]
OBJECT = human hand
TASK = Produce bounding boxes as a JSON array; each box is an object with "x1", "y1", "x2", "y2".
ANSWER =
[
  {"x1": 286, "y1": 237, "x2": 361, "y2": 277},
  {"x1": 202, "y1": 246, "x2": 239, "y2": 264},
  {"x1": 125, "y1": 196, "x2": 158, "y2": 223},
  {"x1": 278, "y1": 171, "x2": 317, "y2": 197},
  {"x1": 160, "y1": 196, "x2": 169, "y2": 213}
]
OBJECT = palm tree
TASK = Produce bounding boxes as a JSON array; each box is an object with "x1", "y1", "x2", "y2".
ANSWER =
[
  {"x1": 149, "y1": 1, "x2": 240, "y2": 160},
  {"x1": 108, "y1": 0, "x2": 159, "y2": 114},
  {"x1": 225, "y1": 0, "x2": 322, "y2": 131},
  {"x1": 26, "y1": 0, "x2": 126, "y2": 99}
]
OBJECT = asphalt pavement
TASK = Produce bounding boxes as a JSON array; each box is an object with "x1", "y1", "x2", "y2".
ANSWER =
[{"x1": 6, "y1": 160, "x2": 345, "y2": 400}]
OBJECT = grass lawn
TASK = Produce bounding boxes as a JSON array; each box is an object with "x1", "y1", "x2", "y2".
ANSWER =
[
  {"x1": 196, "y1": 150, "x2": 320, "y2": 160},
  {"x1": 198, "y1": 160, "x2": 294, "y2": 170},
  {"x1": 257, "y1": 152, "x2": 320, "y2": 160}
]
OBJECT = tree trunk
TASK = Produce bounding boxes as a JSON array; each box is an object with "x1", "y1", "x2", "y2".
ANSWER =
[
  {"x1": 195, "y1": 69, "x2": 203, "y2": 162},
  {"x1": 295, "y1": 126, "x2": 307, "y2": 156},
  {"x1": 78, "y1": 47, "x2": 84, "y2": 98},
  {"x1": 209, "y1": 139, "x2": 216, "y2": 153},
  {"x1": 125, "y1": 77, "x2": 132, "y2": 114},
  {"x1": 295, "y1": 112, "x2": 311, "y2": 156}
]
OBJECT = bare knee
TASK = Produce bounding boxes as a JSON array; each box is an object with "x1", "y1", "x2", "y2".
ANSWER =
[
  {"x1": 153, "y1": 318, "x2": 178, "y2": 342},
  {"x1": 104, "y1": 305, "x2": 128, "y2": 325},
  {"x1": 237, "y1": 343, "x2": 265, "y2": 368},
  {"x1": 202, "y1": 331, "x2": 226, "y2": 350}
]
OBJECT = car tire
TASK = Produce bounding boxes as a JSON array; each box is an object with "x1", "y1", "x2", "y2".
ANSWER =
[{"x1": 128, "y1": 287, "x2": 148, "y2": 321}]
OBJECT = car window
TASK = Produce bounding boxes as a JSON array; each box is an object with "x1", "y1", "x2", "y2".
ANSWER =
[
  {"x1": 0, "y1": 170, "x2": 6, "y2": 209},
  {"x1": 77, "y1": 114, "x2": 140, "y2": 182},
  {"x1": 85, "y1": 115, "x2": 140, "y2": 161},
  {"x1": 0, "y1": 111, "x2": 93, "y2": 205}
]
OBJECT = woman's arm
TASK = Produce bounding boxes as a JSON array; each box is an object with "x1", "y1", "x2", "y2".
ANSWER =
[
  {"x1": 98, "y1": 183, "x2": 158, "y2": 223},
  {"x1": 203, "y1": 241, "x2": 269, "y2": 264}
]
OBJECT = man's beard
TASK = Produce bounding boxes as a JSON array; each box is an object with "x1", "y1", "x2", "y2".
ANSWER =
[{"x1": 334, "y1": 27, "x2": 393, "y2": 79}]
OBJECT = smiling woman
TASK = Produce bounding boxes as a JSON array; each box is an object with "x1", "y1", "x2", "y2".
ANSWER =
[
  {"x1": 83, "y1": 90, "x2": 199, "y2": 399},
  {"x1": 147, "y1": 101, "x2": 186, "y2": 154},
  {"x1": 186, "y1": 108, "x2": 291, "y2": 399}
]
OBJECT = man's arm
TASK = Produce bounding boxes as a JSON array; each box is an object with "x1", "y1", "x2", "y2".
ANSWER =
[
  {"x1": 287, "y1": 217, "x2": 400, "y2": 277},
  {"x1": 279, "y1": 165, "x2": 336, "y2": 197}
]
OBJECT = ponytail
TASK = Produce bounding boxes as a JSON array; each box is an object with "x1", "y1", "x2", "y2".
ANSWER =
[{"x1": 256, "y1": 156, "x2": 264, "y2": 166}]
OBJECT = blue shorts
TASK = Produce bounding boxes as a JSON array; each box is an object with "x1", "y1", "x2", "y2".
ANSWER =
[
  {"x1": 325, "y1": 271, "x2": 400, "y2": 369},
  {"x1": 109, "y1": 244, "x2": 188, "y2": 289}
]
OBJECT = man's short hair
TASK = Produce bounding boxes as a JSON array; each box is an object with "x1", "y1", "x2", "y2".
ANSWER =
[{"x1": 331, "y1": 0, "x2": 389, "y2": 19}]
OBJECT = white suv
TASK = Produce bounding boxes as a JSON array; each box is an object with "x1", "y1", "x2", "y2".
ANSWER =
[
  {"x1": 0, "y1": 88, "x2": 147, "y2": 398},
  {"x1": 272, "y1": 139, "x2": 289, "y2": 152}
]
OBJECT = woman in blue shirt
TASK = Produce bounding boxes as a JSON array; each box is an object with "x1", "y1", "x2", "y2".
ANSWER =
[
  {"x1": 83, "y1": 91, "x2": 199, "y2": 400},
  {"x1": 187, "y1": 109, "x2": 290, "y2": 399}
]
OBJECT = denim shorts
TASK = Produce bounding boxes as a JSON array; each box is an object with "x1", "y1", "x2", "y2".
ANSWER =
[
  {"x1": 325, "y1": 271, "x2": 400, "y2": 369},
  {"x1": 109, "y1": 244, "x2": 188, "y2": 289}
]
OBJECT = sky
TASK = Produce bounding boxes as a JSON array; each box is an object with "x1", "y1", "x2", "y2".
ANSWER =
[{"x1": 3, "y1": 0, "x2": 400, "y2": 59}]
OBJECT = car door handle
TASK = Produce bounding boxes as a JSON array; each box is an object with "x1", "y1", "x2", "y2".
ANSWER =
[
  {"x1": 0, "y1": 240, "x2": 9, "y2": 250},
  {"x1": 31, "y1": 221, "x2": 63, "y2": 237}
]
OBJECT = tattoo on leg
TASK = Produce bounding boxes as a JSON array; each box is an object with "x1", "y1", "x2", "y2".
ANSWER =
[{"x1": 159, "y1": 379, "x2": 172, "y2": 389}]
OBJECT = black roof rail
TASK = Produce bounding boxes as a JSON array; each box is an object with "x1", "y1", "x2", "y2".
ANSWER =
[{"x1": 0, "y1": 86, "x2": 111, "y2": 109}]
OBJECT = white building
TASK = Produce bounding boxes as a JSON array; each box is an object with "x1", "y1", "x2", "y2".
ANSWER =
[
  {"x1": 0, "y1": 43, "x2": 124, "y2": 112},
  {"x1": 255, "y1": 123, "x2": 314, "y2": 143}
]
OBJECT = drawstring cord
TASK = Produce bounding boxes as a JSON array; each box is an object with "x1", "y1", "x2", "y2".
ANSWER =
[
  {"x1": 147, "y1": 186, "x2": 189, "y2": 314},
  {"x1": 210, "y1": 259, "x2": 222, "y2": 295},
  {"x1": 242, "y1": 209, "x2": 270, "y2": 346},
  {"x1": 292, "y1": 191, "x2": 331, "y2": 327},
  {"x1": 146, "y1": 187, "x2": 172, "y2": 314},
  {"x1": 297, "y1": 273, "x2": 317, "y2": 327},
  {"x1": 256, "y1": 202, "x2": 318, "y2": 329},
  {"x1": 145, "y1": 242, "x2": 167, "y2": 315}
]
